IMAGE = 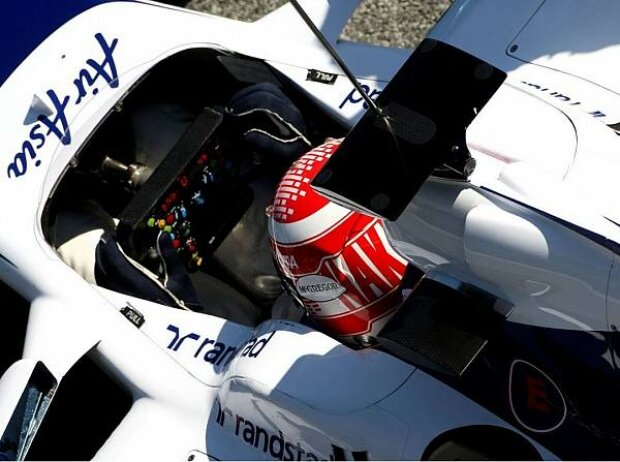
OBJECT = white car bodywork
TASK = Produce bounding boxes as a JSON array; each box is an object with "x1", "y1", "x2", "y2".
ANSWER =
[{"x1": 1, "y1": 0, "x2": 618, "y2": 460}]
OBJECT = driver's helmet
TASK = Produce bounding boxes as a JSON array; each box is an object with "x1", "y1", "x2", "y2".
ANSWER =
[{"x1": 268, "y1": 139, "x2": 408, "y2": 341}]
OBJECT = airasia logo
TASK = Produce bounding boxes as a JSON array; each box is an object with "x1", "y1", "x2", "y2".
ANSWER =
[{"x1": 295, "y1": 275, "x2": 346, "y2": 302}]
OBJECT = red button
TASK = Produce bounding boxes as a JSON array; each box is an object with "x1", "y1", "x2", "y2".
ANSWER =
[
  {"x1": 178, "y1": 175, "x2": 189, "y2": 188},
  {"x1": 197, "y1": 153, "x2": 209, "y2": 165}
]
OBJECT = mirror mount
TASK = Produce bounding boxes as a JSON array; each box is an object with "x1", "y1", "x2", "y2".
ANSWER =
[{"x1": 0, "y1": 360, "x2": 57, "y2": 461}]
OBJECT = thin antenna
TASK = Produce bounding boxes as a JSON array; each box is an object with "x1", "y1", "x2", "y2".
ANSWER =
[{"x1": 289, "y1": 0, "x2": 383, "y2": 117}]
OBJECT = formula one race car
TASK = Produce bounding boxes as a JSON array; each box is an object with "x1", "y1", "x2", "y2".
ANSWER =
[{"x1": 1, "y1": 0, "x2": 620, "y2": 460}]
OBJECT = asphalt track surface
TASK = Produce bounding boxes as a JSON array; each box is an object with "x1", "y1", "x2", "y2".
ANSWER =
[{"x1": 186, "y1": 0, "x2": 453, "y2": 49}]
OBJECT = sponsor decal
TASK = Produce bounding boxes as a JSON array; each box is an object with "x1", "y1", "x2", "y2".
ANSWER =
[
  {"x1": 120, "y1": 304, "x2": 145, "y2": 328},
  {"x1": 165, "y1": 325, "x2": 275, "y2": 368},
  {"x1": 215, "y1": 401, "x2": 368, "y2": 461},
  {"x1": 7, "y1": 33, "x2": 119, "y2": 179},
  {"x1": 295, "y1": 275, "x2": 345, "y2": 302},
  {"x1": 277, "y1": 254, "x2": 299, "y2": 271},
  {"x1": 520, "y1": 80, "x2": 606, "y2": 119},
  {"x1": 240, "y1": 331, "x2": 276, "y2": 358},
  {"x1": 306, "y1": 69, "x2": 338, "y2": 85},
  {"x1": 339, "y1": 84, "x2": 382, "y2": 110},
  {"x1": 509, "y1": 359, "x2": 567, "y2": 433},
  {"x1": 319, "y1": 222, "x2": 405, "y2": 311}
]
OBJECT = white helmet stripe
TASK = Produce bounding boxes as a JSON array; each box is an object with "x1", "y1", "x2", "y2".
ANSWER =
[{"x1": 268, "y1": 201, "x2": 351, "y2": 245}]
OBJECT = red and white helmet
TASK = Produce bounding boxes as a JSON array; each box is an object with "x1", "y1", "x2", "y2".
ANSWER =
[{"x1": 268, "y1": 140, "x2": 408, "y2": 340}]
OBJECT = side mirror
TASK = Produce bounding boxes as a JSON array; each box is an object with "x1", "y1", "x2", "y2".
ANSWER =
[
  {"x1": 0, "y1": 360, "x2": 57, "y2": 460},
  {"x1": 312, "y1": 39, "x2": 506, "y2": 221}
]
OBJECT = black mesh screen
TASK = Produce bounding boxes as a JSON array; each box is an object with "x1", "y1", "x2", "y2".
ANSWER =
[{"x1": 378, "y1": 278, "x2": 511, "y2": 376}]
